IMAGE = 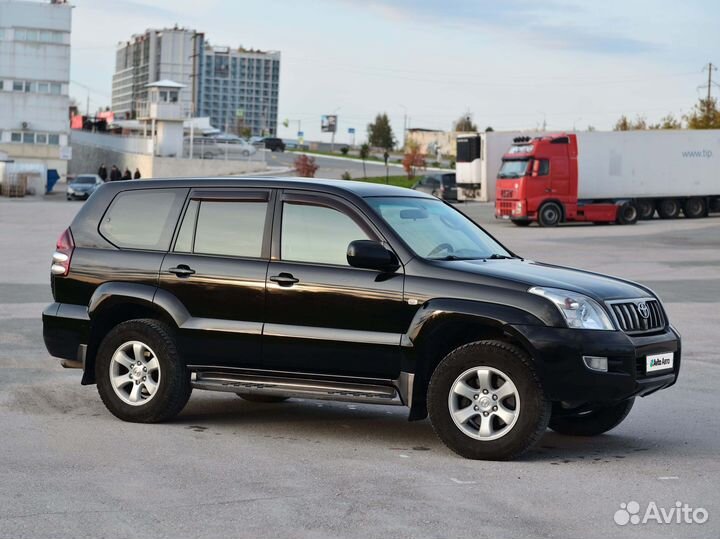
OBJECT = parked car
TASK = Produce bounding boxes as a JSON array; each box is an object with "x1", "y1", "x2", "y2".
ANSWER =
[
  {"x1": 43, "y1": 178, "x2": 680, "y2": 460},
  {"x1": 212, "y1": 136, "x2": 257, "y2": 158},
  {"x1": 254, "y1": 137, "x2": 285, "y2": 152},
  {"x1": 183, "y1": 137, "x2": 222, "y2": 159},
  {"x1": 66, "y1": 174, "x2": 104, "y2": 200},
  {"x1": 412, "y1": 173, "x2": 458, "y2": 201}
]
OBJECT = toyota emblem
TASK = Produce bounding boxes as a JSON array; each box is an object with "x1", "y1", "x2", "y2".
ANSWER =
[{"x1": 637, "y1": 302, "x2": 650, "y2": 319}]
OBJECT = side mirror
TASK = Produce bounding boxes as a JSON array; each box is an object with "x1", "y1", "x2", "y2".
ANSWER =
[{"x1": 347, "y1": 240, "x2": 399, "y2": 272}]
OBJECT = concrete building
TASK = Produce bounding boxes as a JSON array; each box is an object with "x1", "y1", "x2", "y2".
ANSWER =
[
  {"x1": 0, "y1": 0, "x2": 72, "y2": 187},
  {"x1": 111, "y1": 27, "x2": 196, "y2": 120},
  {"x1": 195, "y1": 37, "x2": 280, "y2": 136}
]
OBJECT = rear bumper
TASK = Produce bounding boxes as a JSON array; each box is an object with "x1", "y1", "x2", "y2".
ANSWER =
[
  {"x1": 43, "y1": 302, "x2": 90, "y2": 362},
  {"x1": 508, "y1": 324, "x2": 681, "y2": 403}
]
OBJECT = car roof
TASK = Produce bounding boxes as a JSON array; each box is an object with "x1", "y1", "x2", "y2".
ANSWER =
[{"x1": 112, "y1": 176, "x2": 433, "y2": 199}]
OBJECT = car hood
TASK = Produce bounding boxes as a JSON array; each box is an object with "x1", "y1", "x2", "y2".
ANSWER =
[{"x1": 437, "y1": 258, "x2": 652, "y2": 301}]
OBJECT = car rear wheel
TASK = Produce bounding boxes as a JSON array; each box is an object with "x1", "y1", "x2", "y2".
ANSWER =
[
  {"x1": 549, "y1": 399, "x2": 634, "y2": 436},
  {"x1": 615, "y1": 202, "x2": 638, "y2": 225},
  {"x1": 427, "y1": 340, "x2": 550, "y2": 460},
  {"x1": 96, "y1": 319, "x2": 191, "y2": 423},
  {"x1": 236, "y1": 394, "x2": 289, "y2": 403},
  {"x1": 538, "y1": 202, "x2": 562, "y2": 227}
]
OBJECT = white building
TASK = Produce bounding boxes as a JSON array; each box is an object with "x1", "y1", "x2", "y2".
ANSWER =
[
  {"x1": 0, "y1": 0, "x2": 72, "y2": 183},
  {"x1": 112, "y1": 27, "x2": 196, "y2": 120}
]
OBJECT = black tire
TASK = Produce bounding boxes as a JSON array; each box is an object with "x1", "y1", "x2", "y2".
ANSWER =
[
  {"x1": 657, "y1": 198, "x2": 680, "y2": 219},
  {"x1": 511, "y1": 220, "x2": 531, "y2": 227},
  {"x1": 427, "y1": 340, "x2": 551, "y2": 460},
  {"x1": 236, "y1": 394, "x2": 289, "y2": 403},
  {"x1": 537, "y1": 202, "x2": 562, "y2": 227},
  {"x1": 615, "y1": 202, "x2": 638, "y2": 225},
  {"x1": 683, "y1": 197, "x2": 706, "y2": 219},
  {"x1": 549, "y1": 399, "x2": 634, "y2": 436},
  {"x1": 636, "y1": 199, "x2": 655, "y2": 220},
  {"x1": 96, "y1": 319, "x2": 191, "y2": 423}
]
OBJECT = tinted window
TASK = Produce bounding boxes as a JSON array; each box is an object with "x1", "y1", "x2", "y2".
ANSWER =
[
  {"x1": 100, "y1": 189, "x2": 185, "y2": 250},
  {"x1": 537, "y1": 159, "x2": 550, "y2": 176},
  {"x1": 174, "y1": 200, "x2": 198, "y2": 253},
  {"x1": 193, "y1": 201, "x2": 267, "y2": 258},
  {"x1": 442, "y1": 174, "x2": 456, "y2": 186},
  {"x1": 281, "y1": 203, "x2": 369, "y2": 265},
  {"x1": 74, "y1": 176, "x2": 97, "y2": 184}
]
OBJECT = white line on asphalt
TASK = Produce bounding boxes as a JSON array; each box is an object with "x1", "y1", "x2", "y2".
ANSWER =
[
  {"x1": 658, "y1": 476, "x2": 680, "y2": 480},
  {"x1": 450, "y1": 478, "x2": 478, "y2": 484}
]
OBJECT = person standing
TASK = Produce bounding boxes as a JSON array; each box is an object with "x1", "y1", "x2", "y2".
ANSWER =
[
  {"x1": 122, "y1": 168, "x2": 132, "y2": 180},
  {"x1": 133, "y1": 168, "x2": 141, "y2": 179},
  {"x1": 97, "y1": 163, "x2": 107, "y2": 182},
  {"x1": 109, "y1": 165, "x2": 122, "y2": 181}
]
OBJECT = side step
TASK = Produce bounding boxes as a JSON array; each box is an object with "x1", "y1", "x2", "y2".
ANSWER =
[{"x1": 191, "y1": 371, "x2": 403, "y2": 406}]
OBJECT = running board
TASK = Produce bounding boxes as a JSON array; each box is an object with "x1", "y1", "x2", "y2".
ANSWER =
[{"x1": 190, "y1": 371, "x2": 403, "y2": 405}]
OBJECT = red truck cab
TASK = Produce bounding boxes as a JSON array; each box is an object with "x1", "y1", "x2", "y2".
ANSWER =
[{"x1": 495, "y1": 134, "x2": 629, "y2": 227}]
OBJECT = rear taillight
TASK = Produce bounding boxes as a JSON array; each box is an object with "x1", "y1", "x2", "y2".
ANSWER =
[{"x1": 51, "y1": 228, "x2": 74, "y2": 276}]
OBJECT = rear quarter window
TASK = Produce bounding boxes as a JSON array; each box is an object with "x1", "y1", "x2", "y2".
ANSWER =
[{"x1": 99, "y1": 188, "x2": 186, "y2": 251}]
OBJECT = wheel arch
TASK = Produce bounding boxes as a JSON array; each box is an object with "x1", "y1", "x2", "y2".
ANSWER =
[
  {"x1": 84, "y1": 283, "x2": 188, "y2": 385},
  {"x1": 404, "y1": 299, "x2": 544, "y2": 421}
]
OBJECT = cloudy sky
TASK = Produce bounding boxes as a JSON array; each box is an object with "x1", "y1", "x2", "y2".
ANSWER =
[{"x1": 69, "y1": 0, "x2": 719, "y2": 143}]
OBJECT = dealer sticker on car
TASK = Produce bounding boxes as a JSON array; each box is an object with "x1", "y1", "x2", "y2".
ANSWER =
[{"x1": 646, "y1": 352, "x2": 674, "y2": 373}]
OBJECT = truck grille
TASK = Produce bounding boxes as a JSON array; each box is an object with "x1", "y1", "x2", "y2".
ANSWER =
[
  {"x1": 496, "y1": 200, "x2": 513, "y2": 216},
  {"x1": 501, "y1": 189, "x2": 514, "y2": 198},
  {"x1": 608, "y1": 299, "x2": 665, "y2": 334}
]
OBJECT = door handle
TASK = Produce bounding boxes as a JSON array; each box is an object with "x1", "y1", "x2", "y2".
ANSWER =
[
  {"x1": 168, "y1": 265, "x2": 196, "y2": 277},
  {"x1": 270, "y1": 273, "x2": 299, "y2": 286}
]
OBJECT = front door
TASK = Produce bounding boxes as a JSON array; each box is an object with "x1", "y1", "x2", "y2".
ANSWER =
[
  {"x1": 158, "y1": 188, "x2": 273, "y2": 369},
  {"x1": 263, "y1": 191, "x2": 406, "y2": 379}
]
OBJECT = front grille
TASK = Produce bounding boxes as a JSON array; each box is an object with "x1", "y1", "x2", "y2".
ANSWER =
[
  {"x1": 608, "y1": 299, "x2": 665, "y2": 334},
  {"x1": 496, "y1": 200, "x2": 513, "y2": 216},
  {"x1": 501, "y1": 189, "x2": 514, "y2": 198}
]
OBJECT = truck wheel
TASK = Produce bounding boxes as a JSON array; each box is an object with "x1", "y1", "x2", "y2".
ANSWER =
[
  {"x1": 427, "y1": 340, "x2": 550, "y2": 460},
  {"x1": 538, "y1": 202, "x2": 562, "y2": 227},
  {"x1": 549, "y1": 399, "x2": 634, "y2": 436},
  {"x1": 236, "y1": 394, "x2": 289, "y2": 403},
  {"x1": 683, "y1": 197, "x2": 706, "y2": 218},
  {"x1": 512, "y1": 220, "x2": 531, "y2": 227},
  {"x1": 636, "y1": 199, "x2": 655, "y2": 220},
  {"x1": 615, "y1": 202, "x2": 638, "y2": 225},
  {"x1": 657, "y1": 198, "x2": 680, "y2": 219},
  {"x1": 96, "y1": 319, "x2": 191, "y2": 423}
]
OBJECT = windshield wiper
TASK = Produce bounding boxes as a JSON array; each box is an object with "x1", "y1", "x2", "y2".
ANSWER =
[
  {"x1": 486, "y1": 254, "x2": 515, "y2": 259},
  {"x1": 429, "y1": 255, "x2": 482, "y2": 261}
]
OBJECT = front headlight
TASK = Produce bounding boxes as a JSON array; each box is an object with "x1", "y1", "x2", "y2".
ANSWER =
[
  {"x1": 67, "y1": 187, "x2": 75, "y2": 194},
  {"x1": 529, "y1": 286, "x2": 615, "y2": 330}
]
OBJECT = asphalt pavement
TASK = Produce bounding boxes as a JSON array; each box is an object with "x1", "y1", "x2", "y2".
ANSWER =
[{"x1": 0, "y1": 193, "x2": 718, "y2": 539}]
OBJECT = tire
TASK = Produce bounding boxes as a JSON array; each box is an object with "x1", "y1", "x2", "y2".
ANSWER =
[
  {"x1": 537, "y1": 202, "x2": 562, "y2": 227},
  {"x1": 615, "y1": 202, "x2": 638, "y2": 225},
  {"x1": 427, "y1": 340, "x2": 551, "y2": 460},
  {"x1": 636, "y1": 199, "x2": 655, "y2": 220},
  {"x1": 96, "y1": 319, "x2": 191, "y2": 423},
  {"x1": 236, "y1": 394, "x2": 289, "y2": 403},
  {"x1": 683, "y1": 197, "x2": 706, "y2": 219},
  {"x1": 512, "y1": 220, "x2": 531, "y2": 227},
  {"x1": 549, "y1": 399, "x2": 634, "y2": 436},
  {"x1": 657, "y1": 198, "x2": 680, "y2": 219}
]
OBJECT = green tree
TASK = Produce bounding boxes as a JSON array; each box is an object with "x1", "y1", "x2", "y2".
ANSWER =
[
  {"x1": 484, "y1": 126, "x2": 494, "y2": 132},
  {"x1": 367, "y1": 113, "x2": 395, "y2": 150},
  {"x1": 614, "y1": 114, "x2": 647, "y2": 131},
  {"x1": 453, "y1": 113, "x2": 477, "y2": 132},
  {"x1": 359, "y1": 143, "x2": 370, "y2": 178},
  {"x1": 649, "y1": 114, "x2": 682, "y2": 130},
  {"x1": 684, "y1": 97, "x2": 720, "y2": 129}
]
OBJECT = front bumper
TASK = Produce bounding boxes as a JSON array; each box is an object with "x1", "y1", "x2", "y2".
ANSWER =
[{"x1": 508, "y1": 324, "x2": 681, "y2": 403}]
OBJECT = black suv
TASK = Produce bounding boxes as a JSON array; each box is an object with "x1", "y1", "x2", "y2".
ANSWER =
[
  {"x1": 43, "y1": 178, "x2": 681, "y2": 460},
  {"x1": 258, "y1": 137, "x2": 285, "y2": 152}
]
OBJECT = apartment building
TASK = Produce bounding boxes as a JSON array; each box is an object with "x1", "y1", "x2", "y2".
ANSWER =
[{"x1": 0, "y1": 0, "x2": 72, "y2": 179}]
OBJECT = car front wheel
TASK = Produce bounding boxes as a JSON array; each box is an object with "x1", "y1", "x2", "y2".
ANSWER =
[
  {"x1": 427, "y1": 340, "x2": 550, "y2": 460},
  {"x1": 96, "y1": 319, "x2": 191, "y2": 423}
]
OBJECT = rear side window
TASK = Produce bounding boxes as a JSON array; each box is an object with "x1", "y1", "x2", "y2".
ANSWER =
[
  {"x1": 99, "y1": 189, "x2": 186, "y2": 251},
  {"x1": 176, "y1": 200, "x2": 268, "y2": 258}
]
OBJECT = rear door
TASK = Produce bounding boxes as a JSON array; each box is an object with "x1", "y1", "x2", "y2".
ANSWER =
[
  {"x1": 263, "y1": 191, "x2": 406, "y2": 378},
  {"x1": 158, "y1": 188, "x2": 273, "y2": 369}
]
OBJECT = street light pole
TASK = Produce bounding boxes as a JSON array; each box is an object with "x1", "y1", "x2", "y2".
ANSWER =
[{"x1": 399, "y1": 104, "x2": 408, "y2": 149}]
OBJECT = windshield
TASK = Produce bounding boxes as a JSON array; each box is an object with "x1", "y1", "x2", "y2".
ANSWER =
[
  {"x1": 73, "y1": 176, "x2": 97, "y2": 184},
  {"x1": 366, "y1": 197, "x2": 513, "y2": 260},
  {"x1": 498, "y1": 160, "x2": 529, "y2": 179}
]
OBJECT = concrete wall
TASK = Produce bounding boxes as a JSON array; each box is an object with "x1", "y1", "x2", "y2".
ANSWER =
[{"x1": 68, "y1": 141, "x2": 267, "y2": 181}]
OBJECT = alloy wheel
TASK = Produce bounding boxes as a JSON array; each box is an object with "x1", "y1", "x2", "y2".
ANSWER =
[{"x1": 109, "y1": 340, "x2": 161, "y2": 406}]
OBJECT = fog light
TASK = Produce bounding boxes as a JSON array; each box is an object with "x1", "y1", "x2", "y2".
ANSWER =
[{"x1": 583, "y1": 355, "x2": 608, "y2": 372}]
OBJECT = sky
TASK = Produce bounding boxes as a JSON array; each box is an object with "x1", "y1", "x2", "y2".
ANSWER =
[{"x1": 68, "y1": 0, "x2": 720, "y2": 144}]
